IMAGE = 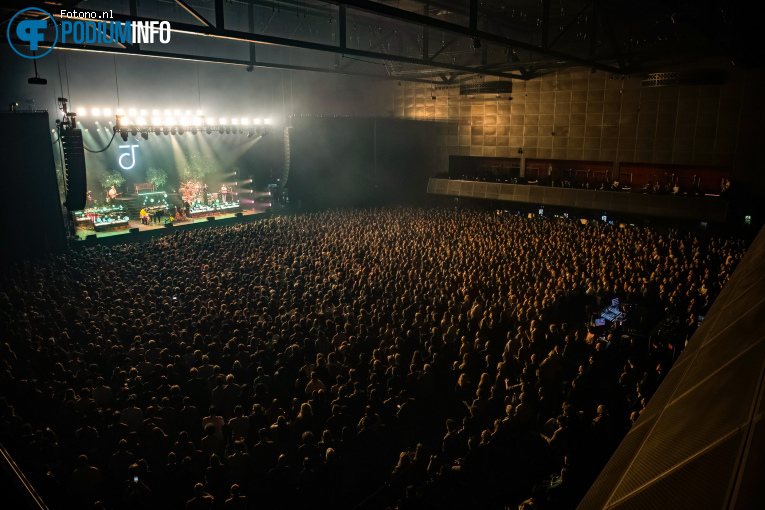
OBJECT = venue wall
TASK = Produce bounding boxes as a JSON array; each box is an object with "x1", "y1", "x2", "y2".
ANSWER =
[{"x1": 389, "y1": 64, "x2": 765, "y2": 193}]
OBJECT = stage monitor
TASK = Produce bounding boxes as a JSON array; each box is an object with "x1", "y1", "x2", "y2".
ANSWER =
[
  {"x1": 595, "y1": 318, "x2": 606, "y2": 327},
  {"x1": 612, "y1": 297, "x2": 620, "y2": 308}
]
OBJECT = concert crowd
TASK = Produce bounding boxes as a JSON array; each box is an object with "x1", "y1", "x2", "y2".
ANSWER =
[{"x1": 0, "y1": 208, "x2": 745, "y2": 510}]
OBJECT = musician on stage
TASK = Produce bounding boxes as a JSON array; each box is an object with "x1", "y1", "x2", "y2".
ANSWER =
[
  {"x1": 221, "y1": 184, "x2": 229, "y2": 203},
  {"x1": 107, "y1": 185, "x2": 118, "y2": 203}
]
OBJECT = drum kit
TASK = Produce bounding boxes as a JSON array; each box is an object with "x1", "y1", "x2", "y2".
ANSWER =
[{"x1": 180, "y1": 180, "x2": 204, "y2": 204}]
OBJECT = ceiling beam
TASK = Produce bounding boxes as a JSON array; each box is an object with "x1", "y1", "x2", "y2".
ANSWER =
[
  {"x1": 597, "y1": 1, "x2": 626, "y2": 69},
  {"x1": 331, "y1": 0, "x2": 623, "y2": 73},
  {"x1": 214, "y1": 0, "x2": 224, "y2": 29},
  {"x1": 541, "y1": 0, "x2": 550, "y2": 49},
  {"x1": 47, "y1": 12, "x2": 523, "y2": 80},
  {"x1": 174, "y1": 0, "x2": 213, "y2": 27},
  {"x1": 34, "y1": 41, "x2": 435, "y2": 83}
]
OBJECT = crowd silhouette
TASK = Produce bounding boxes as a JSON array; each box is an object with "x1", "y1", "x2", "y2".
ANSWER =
[{"x1": 0, "y1": 207, "x2": 744, "y2": 510}]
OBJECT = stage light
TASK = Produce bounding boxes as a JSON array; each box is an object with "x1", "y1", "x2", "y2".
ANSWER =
[
  {"x1": 171, "y1": 127, "x2": 177, "y2": 134},
  {"x1": 164, "y1": 109, "x2": 171, "y2": 116},
  {"x1": 120, "y1": 130, "x2": 128, "y2": 142},
  {"x1": 206, "y1": 118, "x2": 215, "y2": 126},
  {"x1": 123, "y1": 117, "x2": 131, "y2": 125},
  {"x1": 191, "y1": 127, "x2": 198, "y2": 135},
  {"x1": 131, "y1": 127, "x2": 138, "y2": 136},
  {"x1": 180, "y1": 117, "x2": 189, "y2": 126},
  {"x1": 253, "y1": 118, "x2": 261, "y2": 124},
  {"x1": 77, "y1": 107, "x2": 86, "y2": 116},
  {"x1": 153, "y1": 109, "x2": 160, "y2": 116},
  {"x1": 196, "y1": 109, "x2": 203, "y2": 116},
  {"x1": 206, "y1": 127, "x2": 212, "y2": 134},
  {"x1": 166, "y1": 117, "x2": 176, "y2": 125},
  {"x1": 247, "y1": 131, "x2": 254, "y2": 138},
  {"x1": 140, "y1": 109, "x2": 147, "y2": 116},
  {"x1": 232, "y1": 118, "x2": 239, "y2": 125},
  {"x1": 264, "y1": 118, "x2": 271, "y2": 125},
  {"x1": 92, "y1": 108, "x2": 101, "y2": 116},
  {"x1": 220, "y1": 118, "x2": 227, "y2": 124},
  {"x1": 241, "y1": 118, "x2": 249, "y2": 125},
  {"x1": 193, "y1": 117, "x2": 202, "y2": 126},
  {"x1": 128, "y1": 108, "x2": 137, "y2": 116},
  {"x1": 116, "y1": 108, "x2": 124, "y2": 115},
  {"x1": 173, "y1": 109, "x2": 181, "y2": 116},
  {"x1": 104, "y1": 108, "x2": 113, "y2": 116},
  {"x1": 152, "y1": 117, "x2": 161, "y2": 125},
  {"x1": 162, "y1": 127, "x2": 169, "y2": 135},
  {"x1": 185, "y1": 110, "x2": 191, "y2": 116},
  {"x1": 137, "y1": 117, "x2": 146, "y2": 125},
  {"x1": 154, "y1": 127, "x2": 161, "y2": 136},
  {"x1": 178, "y1": 126, "x2": 185, "y2": 134}
]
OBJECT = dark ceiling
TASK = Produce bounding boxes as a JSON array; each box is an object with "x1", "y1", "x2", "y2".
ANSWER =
[{"x1": 2, "y1": 0, "x2": 761, "y2": 83}]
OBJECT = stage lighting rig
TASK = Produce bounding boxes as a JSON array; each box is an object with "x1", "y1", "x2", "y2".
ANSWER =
[
  {"x1": 120, "y1": 130, "x2": 128, "y2": 142},
  {"x1": 56, "y1": 98, "x2": 77, "y2": 132}
]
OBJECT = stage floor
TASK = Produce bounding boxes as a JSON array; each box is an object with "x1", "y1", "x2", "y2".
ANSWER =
[{"x1": 74, "y1": 207, "x2": 267, "y2": 240}]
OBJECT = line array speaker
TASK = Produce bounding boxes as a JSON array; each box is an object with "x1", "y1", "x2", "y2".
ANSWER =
[{"x1": 61, "y1": 128, "x2": 87, "y2": 210}]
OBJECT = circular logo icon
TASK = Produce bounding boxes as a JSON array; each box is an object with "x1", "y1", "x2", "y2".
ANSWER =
[{"x1": 6, "y1": 7, "x2": 58, "y2": 59}]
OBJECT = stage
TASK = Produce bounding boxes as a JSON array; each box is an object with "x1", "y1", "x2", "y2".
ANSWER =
[{"x1": 73, "y1": 206, "x2": 269, "y2": 241}]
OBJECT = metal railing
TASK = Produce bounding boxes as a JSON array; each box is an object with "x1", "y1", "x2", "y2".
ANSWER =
[{"x1": 0, "y1": 442, "x2": 50, "y2": 510}]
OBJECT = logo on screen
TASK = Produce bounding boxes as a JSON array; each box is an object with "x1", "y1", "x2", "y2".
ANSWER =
[
  {"x1": 6, "y1": 8, "x2": 58, "y2": 59},
  {"x1": 118, "y1": 145, "x2": 139, "y2": 170}
]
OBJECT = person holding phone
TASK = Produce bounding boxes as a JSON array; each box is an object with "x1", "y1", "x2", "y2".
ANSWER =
[{"x1": 121, "y1": 464, "x2": 152, "y2": 507}]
